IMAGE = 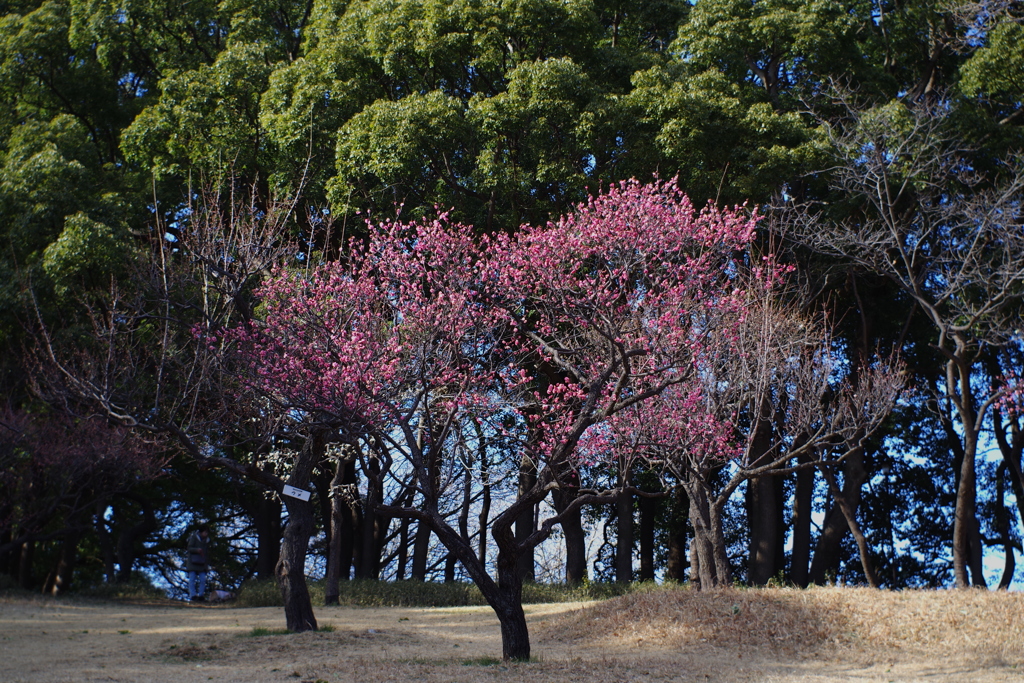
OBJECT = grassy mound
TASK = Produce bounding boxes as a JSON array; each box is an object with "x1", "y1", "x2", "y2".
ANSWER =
[{"x1": 540, "y1": 585, "x2": 1024, "y2": 661}]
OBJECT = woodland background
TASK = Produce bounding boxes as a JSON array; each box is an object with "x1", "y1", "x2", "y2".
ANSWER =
[{"x1": 2, "y1": 0, "x2": 1024, "y2": 623}]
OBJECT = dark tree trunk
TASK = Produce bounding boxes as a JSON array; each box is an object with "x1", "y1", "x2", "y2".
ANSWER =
[
  {"x1": 313, "y1": 468, "x2": 334, "y2": 591},
  {"x1": 515, "y1": 456, "x2": 537, "y2": 582},
  {"x1": 94, "y1": 501, "x2": 116, "y2": 583},
  {"x1": 324, "y1": 457, "x2": 354, "y2": 605},
  {"x1": 665, "y1": 485, "x2": 689, "y2": 582},
  {"x1": 115, "y1": 495, "x2": 157, "y2": 583},
  {"x1": 249, "y1": 493, "x2": 282, "y2": 581},
  {"x1": 478, "y1": 453, "x2": 491, "y2": 566},
  {"x1": 746, "y1": 471, "x2": 786, "y2": 585},
  {"x1": 411, "y1": 521, "x2": 430, "y2": 581},
  {"x1": 790, "y1": 458, "x2": 814, "y2": 587},
  {"x1": 0, "y1": 529, "x2": 11, "y2": 579},
  {"x1": 553, "y1": 486, "x2": 586, "y2": 584},
  {"x1": 337, "y1": 461, "x2": 357, "y2": 582},
  {"x1": 494, "y1": 546, "x2": 531, "y2": 660},
  {"x1": 946, "y1": 351, "x2": 987, "y2": 589},
  {"x1": 615, "y1": 465, "x2": 633, "y2": 583},
  {"x1": 996, "y1": 464, "x2": 1017, "y2": 591},
  {"x1": 745, "y1": 413, "x2": 784, "y2": 586},
  {"x1": 404, "y1": 491, "x2": 535, "y2": 661},
  {"x1": 809, "y1": 446, "x2": 870, "y2": 585},
  {"x1": 278, "y1": 496, "x2": 318, "y2": 631},
  {"x1": 356, "y1": 458, "x2": 382, "y2": 580},
  {"x1": 396, "y1": 517, "x2": 410, "y2": 580},
  {"x1": 444, "y1": 554, "x2": 457, "y2": 582},
  {"x1": 18, "y1": 540, "x2": 34, "y2": 590},
  {"x1": 684, "y1": 480, "x2": 731, "y2": 589},
  {"x1": 276, "y1": 432, "x2": 323, "y2": 633},
  {"x1": 638, "y1": 492, "x2": 656, "y2": 582},
  {"x1": 820, "y1": 461, "x2": 879, "y2": 587},
  {"x1": 43, "y1": 527, "x2": 81, "y2": 595}
]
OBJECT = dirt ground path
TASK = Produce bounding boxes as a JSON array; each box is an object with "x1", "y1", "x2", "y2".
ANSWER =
[{"x1": 0, "y1": 597, "x2": 1020, "y2": 682}]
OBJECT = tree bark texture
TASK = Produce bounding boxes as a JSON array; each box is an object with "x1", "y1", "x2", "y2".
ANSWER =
[
  {"x1": 324, "y1": 457, "x2": 356, "y2": 605},
  {"x1": 684, "y1": 481, "x2": 731, "y2": 589},
  {"x1": 276, "y1": 432, "x2": 323, "y2": 633},
  {"x1": 820, "y1": 462, "x2": 879, "y2": 587},
  {"x1": 615, "y1": 466, "x2": 633, "y2": 583},
  {"x1": 278, "y1": 495, "x2": 318, "y2": 632},
  {"x1": 356, "y1": 458, "x2": 382, "y2": 580},
  {"x1": 639, "y1": 493, "x2": 656, "y2": 582},
  {"x1": 745, "y1": 413, "x2": 785, "y2": 586},
  {"x1": 114, "y1": 495, "x2": 157, "y2": 583},
  {"x1": 248, "y1": 492, "x2": 282, "y2": 581},
  {"x1": 665, "y1": 485, "x2": 689, "y2": 582},
  {"x1": 43, "y1": 526, "x2": 81, "y2": 595},
  {"x1": 809, "y1": 446, "x2": 869, "y2": 585},
  {"x1": 515, "y1": 455, "x2": 537, "y2": 582},
  {"x1": 553, "y1": 487, "x2": 587, "y2": 584},
  {"x1": 790, "y1": 458, "x2": 815, "y2": 587},
  {"x1": 494, "y1": 547, "x2": 531, "y2": 660}
]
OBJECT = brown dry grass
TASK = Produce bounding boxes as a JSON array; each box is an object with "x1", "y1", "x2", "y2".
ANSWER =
[
  {"x1": 2, "y1": 586, "x2": 1023, "y2": 682},
  {"x1": 542, "y1": 585, "x2": 1024, "y2": 663}
]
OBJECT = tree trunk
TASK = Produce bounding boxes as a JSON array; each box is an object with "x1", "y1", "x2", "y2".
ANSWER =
[
  {"x1": 324, "y1": 457, "x2": 352, "y2": 605},
  {"x1": 18, "y1": 540, "x2": 34, "y2": 590},
  {"x1": 278, "y1": 496, "x2": 318, "y2": 631},
  {"x1": 276, "y1": 432, "x2": 323, "y2": 633},
  {"x1": 953, "y1": 425, "x2": 987, "y2": 588},
  {"x1": 425, "y1": 494, "x2": 534, "y2": 662},
  {"x1": 478, "y1": 454, "x2": 491, "y2": 566},
  {"x1": 746, "y1": 471, "x2": 786, "y2": 585},
  {"x1": 494, "y1": 547, "x2": 531, "y2": 660},
  {"x1": 115, "y1": 495, "x2": 157, "y2": 583},
  {"x1": 996, "y1": 464, "x2": 1016, "y2": 591},
  {"x1": 688, "y1": 488, "x2": 717, "y2": 589},
  {"x1": 249, "y1": 493, "x2": 282, "y2": 581},
  {"x1": 444, "y1": 554, "x2": 457, "y2": 582},
  {"x1": 665, "y1": 485, "x2": 689, "y2": 582},
  {"x1": 639, "y1": 493, "x2": 656, "y2": 582},
  {"x1": 820, "y1": 463, "x2": 879, "y2": 588},
  {"x1": 790, "y1": 458, "x2": 814, "y2": 587},
  {"x1": 553, "y1": 486, "x2": 587, "y2": 584},
  {"x1": 809, "y1": 446, "x2": 869, "y2": 585},
  {"x1": 948, "y1": 349, "x2": 987, "y2": 589},
  {"x1": 313, "y1": 467, "x2": 335, "y2": 594},
  {"x1": 94, "y1": 502, "x2": 116, "y2": 583},
  {"x1": 709, "y1": 500, "x2": 731, "y2": 583},
  {"x1": 396, "y1": 517, "x2": 410, "y2": 580},
  {"x1": 615, "y1": 465, "x2": 633, "y2": 583},
  {"x1": 356, "y1": 457, "x2": 382, "y2": 580},
  {"x1": 515, "y1": 455, "x2": 537, "y2": 582},
  {"x1": 43, "y1": 527, "x2": 81, "y2": 595},
  {"x1": 745, "y1": 413, "x2": 783, "y2": 586},
  {"x1": 451, "y1": 460, "x2": 471, "y2": 583},
  {"x1": 0, "y1": 529, "x2": 11, "y2": 580},
  {"x1": 684, "y1": 480, "x2": 731, "y2": 589},
  {"x1": 411, "y1": 521, "x2": 430, "y2": 581}
]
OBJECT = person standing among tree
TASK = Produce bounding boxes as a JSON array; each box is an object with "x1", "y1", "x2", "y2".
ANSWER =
[{"x1": 186, "y1": 524, "x2": 211, "y2": 602}]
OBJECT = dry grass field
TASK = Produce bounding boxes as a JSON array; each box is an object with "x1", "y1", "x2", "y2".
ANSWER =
[{"x1": 1, "y1": 586, "x2": 1022, "y2": 682}]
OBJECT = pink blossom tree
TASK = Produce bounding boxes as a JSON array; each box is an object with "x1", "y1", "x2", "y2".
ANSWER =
[{"x1": 236, "y1": 179, "x2": 765, "y2": 660}]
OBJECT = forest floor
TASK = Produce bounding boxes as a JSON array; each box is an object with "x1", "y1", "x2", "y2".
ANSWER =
[{"x1": 1, "y1": 586, "x2": 1023, "y2": 682}]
